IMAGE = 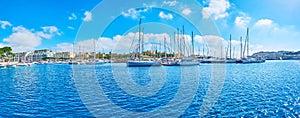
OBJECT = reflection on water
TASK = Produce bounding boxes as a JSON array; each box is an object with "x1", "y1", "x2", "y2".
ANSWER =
[{"x1": 0, "y1": 61, "x2": 299, "y2": 117}]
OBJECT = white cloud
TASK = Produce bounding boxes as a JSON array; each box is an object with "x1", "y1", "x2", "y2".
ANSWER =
[
  {"x1": 68, "y1": 13, "x2": 77, "y2": 20},
  {"x1": 2, "y1": 25, "x2": 62, "y2": 52},
  {"x1": 37, "y1": 26, "x2": 61, "y2": 39},
  {"x1": 194, "y1": 35, "x2": 224, "y2": 46},
  {"x1": 55, "y1": 43, "x2": 74, "y2": 52},
  {"x1": 42, "y1": 26, "x2": 61, "y2": 35},
  {"x1": 83, "y1": 11, "x2": 92, "y2": 22},
  {"x1": 230, "y1": 40, "x2": 242, "y2": 46},
  {"x1": 235, "y1": 14, "x2": 251, "y2": 28},
  {"x1": 73, "y1": 33, "x2": 236, "y2": 57},
  {"x1": 254, "y1": 19, "x2": 273, "y2": 27},
  {"x1": 194, "y1": 35, "x2": 205, "y2": 44},
  {"x1": 194, "y1": 35, "x2": 226, "y2": 57},
  {"x1": 194, "y1": 35, "x2": 257, "y2": 56},
  {"x1": 202, "y1": 0, "x2": 231, "y2": 20},
  {"x1": 182, "y1": 8, "x2": 192, "y2": 16},
  {"x1": 142, "y1": 33, "x2": 172, "y2": 46},
  {"x1": 3, "y1": 26, "x2": 42, "y2": 52},
  {"x1": 36, "y1": 32, "x2": 52, "y2": 39},
  {"x1": 251, "y1": 19, "x2": 300, "y2": 51},
  {"x1": 162, "y1": 0, "x2": 177, "y2": 6},
  {"x1": 74, "y1": 32, "x2": 174, "y2": 53},
  {"x1": 67, "y1": 26, "x2": 75, "y2": 30},
  {"x1": 0, "y1": 20, "x2": 12, "y2": 29},
  {"x1": 223, "y1": 39, "x2": 262, "y2": 58},
  {"x1": 159, "y1": 11, "x2": 173, "y2": 20},
  {"x1": 77, "y1": 33, "x2": 225, "y2": 55},
  {"x1": 121, "y1": 8, "x2": 149, "y2": 19}
]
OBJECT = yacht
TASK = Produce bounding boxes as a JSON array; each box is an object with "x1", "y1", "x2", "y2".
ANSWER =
[
  {"x1": 127, "y1": 59, "x2": 161, "y2": 67},
  {"x1": 127, "y1": 19, "x2": 161, "y2": 67},
  {"x1": 162, "y1": 58, "x2": 198, "y2": 66},
  {"x1": 17, "y1": 62, "x2": 28, "y2": 66}
]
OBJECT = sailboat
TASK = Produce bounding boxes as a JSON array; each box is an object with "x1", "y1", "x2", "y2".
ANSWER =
[
  {"x1": 236, "y1": 28, "x2": 265, "y2": 63},
  {"x1": 162, "y1": 28, "x2": 199, "y2": 66},
  {"x1": 85, "y1": 39, "x2": 105, "y2": 65},
  {"x1": 175, "y1": 31, "x2": 199, "y2": 66},
  {"x1": 226, "y1": 34, "x2": 237, "y2": 63},
  {"x1": 127, "y1": 19, "x2": 161, "y2": 67}
]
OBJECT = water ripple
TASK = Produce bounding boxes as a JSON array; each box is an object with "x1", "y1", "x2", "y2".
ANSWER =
[{"x1": 0, "y1": 61, "x2": 299, "y2": 117}]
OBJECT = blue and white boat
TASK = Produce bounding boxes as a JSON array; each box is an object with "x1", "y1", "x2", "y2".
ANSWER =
[
  {"x1": 127, "y1": 19, "x2": 161, "y2": 67},
  {"x1": 127, "y1": 60, "x2": 161, "y2": 67},
  {"x1": 163, "y1": 58, "x2": 198, "y2": 66}
]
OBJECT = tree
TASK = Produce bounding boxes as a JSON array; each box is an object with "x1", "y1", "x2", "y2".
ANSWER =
[{"x1": 0, "y1": 47, "x2": 14, "y2": 62}]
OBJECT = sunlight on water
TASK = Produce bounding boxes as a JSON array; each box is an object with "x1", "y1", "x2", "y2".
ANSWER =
[{"x1": 0, "y1": 61, "x2": 299, "y2": 117}]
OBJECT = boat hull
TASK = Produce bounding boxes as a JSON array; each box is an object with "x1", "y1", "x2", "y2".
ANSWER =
[
  {"x1": 200, "y1": 60, "x2": 226, "y2": 64},
  {"x1": 162, "y1": 61, "x2": 199, "y2": 66},
  {"x1": 127, "y1": 61, "x2": 161, "y2": 67}
]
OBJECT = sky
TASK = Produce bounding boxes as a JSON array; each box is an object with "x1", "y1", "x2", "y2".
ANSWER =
[{"x1": 0, "y1": 0, "x2": 300, "y2": 55}]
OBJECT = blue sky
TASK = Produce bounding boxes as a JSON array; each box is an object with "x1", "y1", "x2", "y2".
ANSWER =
[{"x1": 0, "y1": 0, "x2": 300, "y2": 54}]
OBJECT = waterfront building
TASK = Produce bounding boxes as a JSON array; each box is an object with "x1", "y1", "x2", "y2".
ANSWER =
[
  {"x1": 53, "y1": 52, "x2": 75, "y2": 60},
  {"x1": 13, "y1": 52, "x2": 28, "y2": 62},
  {"x1": 13, "y1": 49, "x2": 54, "y2": 62},
  {"x1": 31, "y1": 49, "x2": 55, "y2": 62}
]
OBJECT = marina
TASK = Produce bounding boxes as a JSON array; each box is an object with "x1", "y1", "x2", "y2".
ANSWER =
[
  {"x1": 0, "y1": 60, "x2": 299, "y2": 117},
  {"x1": 1, "y1": 0, "x2": 299, "y2": 117}
]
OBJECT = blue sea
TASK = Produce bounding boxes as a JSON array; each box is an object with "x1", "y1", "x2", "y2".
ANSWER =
[{"x1": 0, "y1": 60, "x2": 299, "y2": 117}]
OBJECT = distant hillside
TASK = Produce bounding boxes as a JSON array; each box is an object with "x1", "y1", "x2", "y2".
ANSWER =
[{"x1": 253, "y1": 51, "x2": 300, "y2": 60}]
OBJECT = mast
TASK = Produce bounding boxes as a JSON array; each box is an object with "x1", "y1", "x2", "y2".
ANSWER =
[
  {"x1": 177, "y1": 28, "x2": 180, "y2": 58},
  {"x1": 142, "y1": 27, "x2": 144, "y2": 57},
  {"x1": 164, "y1": 36, "x2": 167, "y2": 58},
  {"x1": 226, "y1": 45, "x2": 229, "y2": 59},
  {"x1": 243, "y1": 34, "x2": 247, "y2": 58},
  {"x1": 202, "y1": 45, "x2": 205, "y2": 58},
  {"x1": 182, "y1": 25, "x2": 185, "y2": 56},
  {"x1": 169, "y1": 37, "x2": 171, "y2": 56},
  {"x1": 93, "y1": 39, "x2": 96, "y2": 61},
  {"x1": 173, "y1": 32, "x2": 176, "y2": 57},
  {"x1": 198, "y1": 47, "x2": 200, "y2": 58},
  {"x1": 240, "y1": 36, "x2": 243, "y2": 59},
  {"x1": 192, "y1": 31, "x2": 194, "y2": 58},
  {"x1": 138, "y1": 18, "x2": 142, "y2": 61},
  {"x1": 221, "y1": 44, "x2": 223, "y2": 59},
  {"x1": 159, "y1": 40, "x2": 162, "y2": 58},
  {"x1": 246, "y1": 27, "x2": 249, "y2": 57},
  {"x1": 229, "y1": 34, "x2": 232, "y2": 59},
  {"x1": 233, "y1": 47, "x2": 235, "y2": 59}
]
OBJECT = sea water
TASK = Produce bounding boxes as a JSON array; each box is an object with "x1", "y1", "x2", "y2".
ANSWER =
[{"x1": 0, "y1": 60, "x2": 299, "y2": 117}]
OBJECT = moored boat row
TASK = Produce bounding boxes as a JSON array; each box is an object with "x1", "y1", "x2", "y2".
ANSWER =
[
  {"x1": 0, "y1": 62, "x2": 34, "y2": 68},
  {"x1": 199, "y1": 57, "x2": 265, "y2": 64},
  {"x1": 0, "y1": 60, "x2": 111, "y2": 68}
]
